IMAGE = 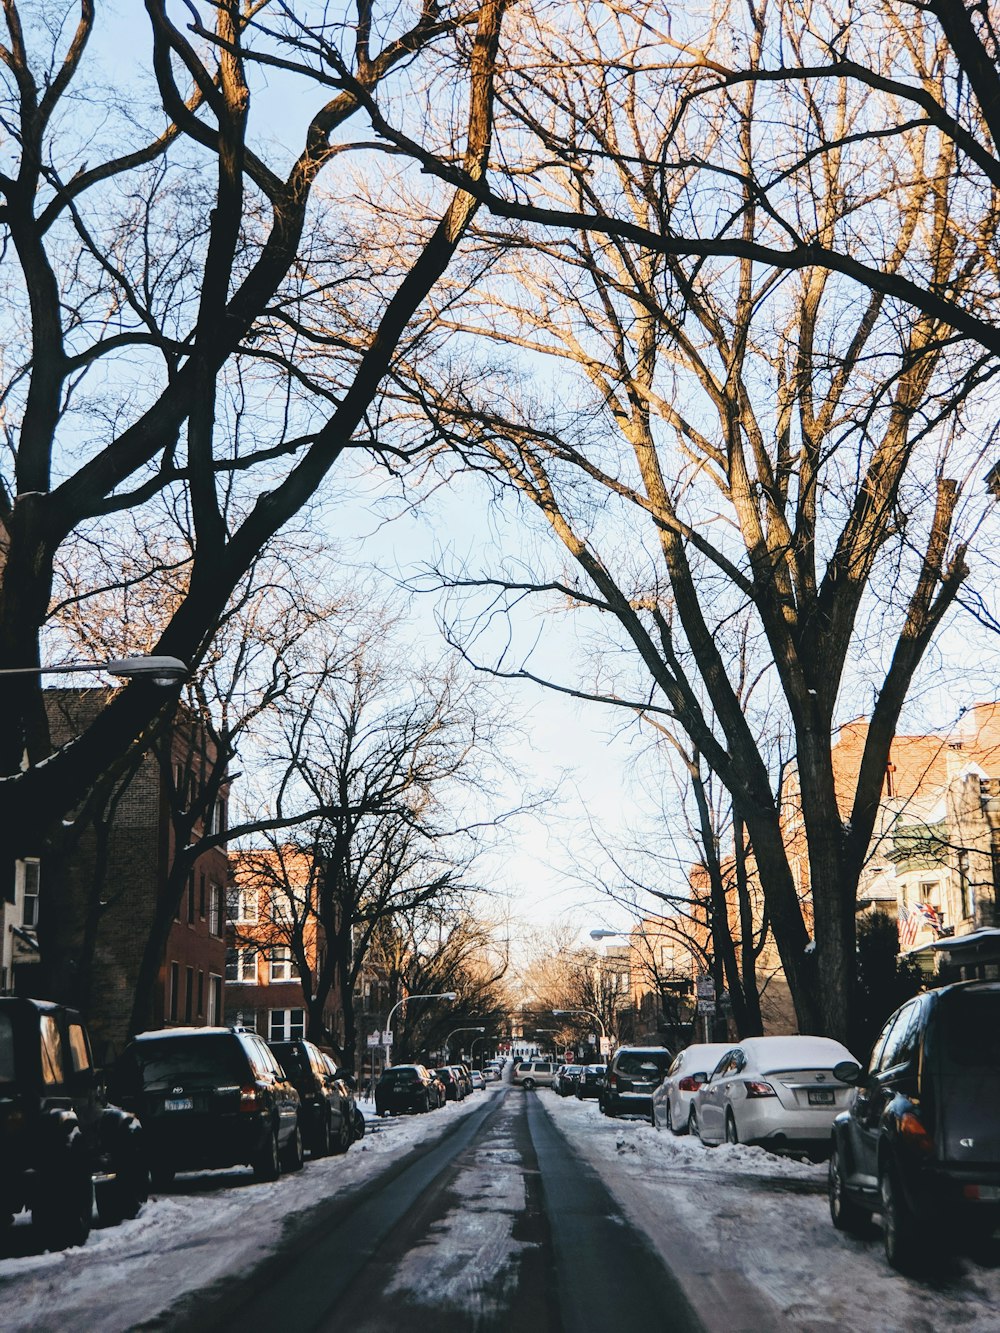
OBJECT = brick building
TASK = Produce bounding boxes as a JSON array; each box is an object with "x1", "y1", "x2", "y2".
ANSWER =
[
  {"x1": 1, "y1": 689, "x2": 230, "y2": 1059},
  {"x1": 224, "y1": 846, "x2": 341, "y2": 1046}
]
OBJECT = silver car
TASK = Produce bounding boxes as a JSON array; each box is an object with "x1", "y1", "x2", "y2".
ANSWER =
[
  {"x1": 691, "y1": 1036, "x2": 859, "y2": 1150},
  {"x1": 652, "y1": 1043, "x2": 734, "y2": 1134}
]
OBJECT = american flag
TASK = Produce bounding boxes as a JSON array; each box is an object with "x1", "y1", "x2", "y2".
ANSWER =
[
  {"x1": 897, "y1": 904, "x2": 919, "y2": 949},
  {"x1": 914, "y1": 902, "x2": 944, "y2": 934}
]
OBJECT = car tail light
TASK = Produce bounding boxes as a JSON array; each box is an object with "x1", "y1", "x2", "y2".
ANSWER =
[
  {"x1": 677, "y1": 1076, "x2": 701, "y2": 1092},
  {"x1": 743, "y1": 1080, "x2": 777, "y2": 1098},
  {"x1": 239, "y1": 1084, "x2": 264, "y2": 1112},
  {"x1": 608, "y1": 1074, "x2": 618, "y2": 1088},
  {"x1": 899, "y1": 1110, "x2": 933, "y2": 1155}
]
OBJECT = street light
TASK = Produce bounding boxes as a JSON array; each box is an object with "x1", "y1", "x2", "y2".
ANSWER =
[
  {"x1": 0, "y1": 654, "x2": 188, "y2": 687},
  {"x1": 384, "y1": 991, "x2": 458, "y2": 1040},
  {"x1": 553, "y1": 1007, "x2": 607, "y2": 1039},
  {"x1": 443, "y1": 1025, "x2": 485, "y2": 1054},
  {"x1": 589, "y1": 929, "x2": 622, "y2": 940}
]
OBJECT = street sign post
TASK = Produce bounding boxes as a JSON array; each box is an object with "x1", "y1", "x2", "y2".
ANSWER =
[
  {"x1": 696, "y1": 975, "x2": 716, "y2": 1001},
  {"x1": 696, "y1": 999, "x2": 716, "y2": 1015}
]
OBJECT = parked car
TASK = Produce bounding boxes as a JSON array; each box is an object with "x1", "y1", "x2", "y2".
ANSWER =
[
  {"x1": 556, "y1": 1065, "x2": 583, "y2": 1097},
  {"x1": 652, "y1": 1043, "x2": 734, "y2": 1134},
  {"x1": 427, "y1": 1071, "x2": 446, "y2": 1107},
  {"x1": 0, "y1": 998, "x2": 148, "y2": 1249},
  {"x1": 452, "y1": 1063, "x2": 473, "y2": 1097},
  {"x1": 483, "y1": 1065, "x2": 500, "y2": 1083},
  {"x1": 601, "y1": 1046, "x2": 673, "y2": 1119},
  {"x1": 574, "y1": 1064, "x2": 607, "y2": 1100},
  {"x1": 512, "y1": 1060, "x2": 556, "y2": 1090},
  {"x1": 269, "y1": 1039, "x2": 356, "y2": 1157},
  {"x1": 829, "y1": 980, "x2": 1000, "y2": 1272},
  {"x1": 374, "y1": 1064, "x2": 438, "y2": 1115},
  {"x1": 470, "y1": 1070, "x2": 485, "y2": 1091},
  {"x1": 112, "y1": 1027, "x2": 302, "y2": 1187},
  {"x1": 324, "y1": 1055, "x2": 365, "y2": 1139},
  {"x1": 432, "y1": 1067, "x2": 466, "y2": 1102},
  {"x1": 691, "y1": 1035, "x2": 857, "y2": 1151}
]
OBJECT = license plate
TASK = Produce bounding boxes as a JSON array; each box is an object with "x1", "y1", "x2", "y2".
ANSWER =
[
  {"x1": 165, "y1": 1097, "x2": 193, "y2": 1112},
  {"x1": 808, "y1": 1089, "x2": 834, "y2": 1106}
]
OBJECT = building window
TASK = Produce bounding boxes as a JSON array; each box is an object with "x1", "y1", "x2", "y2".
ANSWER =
[
  {"x1": 208, "y1": 974, "x2": 222, "y2": 1025},
  {"x1": 226, "y1": 948, "x2": 255, "y2": 983},
  {"x1": 268, "y1": 1008, "x2": 305, "y2": 1042},
  {"x1": 185, "y1": 967, "x2": 194, "y2": 1023},
  {"x1": 208, "y1": 798, "x2": 227, "y2": 839},
  {"x1": 18, "y1": 859, "x2": 40, "y2": 928},
  {"x1": 199, "y1": 873, "x2": 206, "y2": 919},
  {"x1": 227, "y1": 886, "x2": 258, "y2": 924},
  {"x1": 187, "y1": 871, "x2": 196, "y2": 925},
  {"x1": 269, "y1": 946, "x2": 293, "y2": 983},
  {"x1": 209, "y1": 883, "x2": 223, "y2": 936},
  {"x1": 169, "y1": 962, "x2": 179, "y2": 1022},
  {"x1": 197, "y1": 970, "x2": 205, "y2": 1018}
]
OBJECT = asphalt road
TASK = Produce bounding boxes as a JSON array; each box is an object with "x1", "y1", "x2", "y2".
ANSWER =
[{"x1": 163, "y1": 1084, "x2": 704, "y2": 1333}]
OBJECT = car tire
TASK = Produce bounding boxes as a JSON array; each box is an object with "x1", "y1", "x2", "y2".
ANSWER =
[
  {"x1": 34, "y1": 1139, "x2": 93, "y2": 1250},
  {"x1": 252, "y1": 1126, "x2": 281, "y2": 1182},
  {"x1": 332, "y1": 1112, "x2": 351, "y2": 1155},
  {"x1": 98, "y1": 1134, "x2": 149, "y2": 1225},
  {"x1": 522, "y1": 1078, "x2": 535, "y2": 1091},
  {"x1": 313, "y1": 1111, "x2": 332, "y2": 1159},
  {"x1": 150, "y1": 1162, "x2": 175, "y2": 1192},
  {"x1": 281, "y1": 1120, "x2": 304, "y2": 1173},
  {"x1": 688, "y1": 1106, "x2": 701, "y2": 1140},
  {"x1": 828, "y1": 1142, "x2": 869, "y2": 1235},
  {"x1": 880, "y1": 1162, "x2": 925, "y2": 1273},
  {"x1": 725, "y1": 1110, "x2": 739, "y2": 1145},
  {"x1": 353, "y1": 1107, "x2": 365, "y2": 1141}
]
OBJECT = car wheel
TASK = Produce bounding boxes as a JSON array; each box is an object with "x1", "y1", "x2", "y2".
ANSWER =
[
  {"x1": 688, "y1": 1106, "x2": 701, "y2": 1141},
  {"x1": 725, "y1": 1110, "x2": 739, "y2": 1145},
  {"x1": 880, "y1": 1164, "x2": 926, "y2": 1273},
  {"x1": 150, "y1": 1162, "x2": 175, "y2": 1192},
  {"x1": 828, "y1": 1142, "x2": 869, "y2": 1235},
  {"x1": 281, "y1": 1120, "x2": 304, "y2": 1173},
  {"x1": 332, "y1": 1112, "x2": 351, "y2": 1155},
  {"x1": 522, "y1": 1078, "x2": 535, "y2": 1091},
  {"x1": 98, "y1": 1134, "x2": 149, "y2": 1225},
  {"x1": 313, "y1": 1111, "x2": 332, "y2": 1159},
  {"x1": 252, "y1": 1126, "x2": 281, "y2": 1182},
  {"x1": 34, "y1": 1139, "x2": 93, "y2": 1250},
  {"x1": 353, "y1": 1107, "x2": 365, "y2": 1141}
]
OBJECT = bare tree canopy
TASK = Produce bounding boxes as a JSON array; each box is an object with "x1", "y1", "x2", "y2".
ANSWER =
[{"x1": 0, "y1": 0, "x2": 507, "y2": 865}]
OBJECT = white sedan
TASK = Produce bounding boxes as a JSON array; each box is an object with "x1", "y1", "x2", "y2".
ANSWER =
[
  {"x1": 651, "y1": 1043, "x2": 734, "y2": 1133},
  {"x1": 690, "y1": 1036, "x2": 859, "y2": 1151}
]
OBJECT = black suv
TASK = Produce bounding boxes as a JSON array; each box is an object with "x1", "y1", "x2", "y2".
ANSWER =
[
  {"x1": 269, "y1": 1039, "x2": 357, "y2": 1157},
  {"x1": 374, "y1": 1064, "x2": 437, "y2": 1115},
  {"x1": 0, "y1": 998, "x2": 147, "y2": 1249},
  {"x1": 829, "y1": 981, "x2": 1000, "y2": 1271},
  {"x1": 112, "y1": 1027, "x2": 302, "y2": 1187},
  {"x1": 601, "y1": 1046, "x2": 674, "y2": 1120}
]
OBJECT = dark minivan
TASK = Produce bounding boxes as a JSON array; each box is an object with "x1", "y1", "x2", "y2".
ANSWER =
[
  {"x1": 829, "y1": 981, "x2": 1000, "y2": 1271},
  {"x1": 113, "y1": 1028, "x2": 302, "y2": 1187},
  {"x1": 270, "y1": 1039, "x2": 356, "y2": 1157}
]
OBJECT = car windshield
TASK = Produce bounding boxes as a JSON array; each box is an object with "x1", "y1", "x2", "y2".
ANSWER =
[
  {"x1": 616, "y1": 1052, "x2": 669, "y2": 1077},
  {"x1": 938, "y1": 991, "x2": 1000, "y2": 1070},
  {"x1": 0, "y1": 1012, "x2": 14, "y2": 1083},
  {"x1": 131, "y1": 1035, "x2": 248, "y2": 1088}
]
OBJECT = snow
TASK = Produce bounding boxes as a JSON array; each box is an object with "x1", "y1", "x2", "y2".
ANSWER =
[
  {"x1": 0, "y1": 1091, "x2": 489, "y2": 1332},
  {"x1": 542, "y1": 1092, "x2": 1000, "y2": 1332}
]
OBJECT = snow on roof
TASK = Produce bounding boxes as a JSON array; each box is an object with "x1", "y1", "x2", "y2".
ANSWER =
[{"x1": 739, "y1": 1035, "x2": 858, "y2": 1069}]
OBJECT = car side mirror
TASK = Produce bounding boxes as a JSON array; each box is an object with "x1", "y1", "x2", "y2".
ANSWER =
[
  {"x1": 692, "y1": 1071, "x2": 708, "y2": 1084},
  {"x1": 833, "y1": 1060, "x2": 862, "y2": 1085}
]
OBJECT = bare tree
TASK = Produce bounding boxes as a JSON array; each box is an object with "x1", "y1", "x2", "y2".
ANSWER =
[
  {"x1": 384, "y1": 0, "x2": 997, "y2": 1040},
  {"x1": 0, "y1": 0, "x2": 508, "y2": 974}
]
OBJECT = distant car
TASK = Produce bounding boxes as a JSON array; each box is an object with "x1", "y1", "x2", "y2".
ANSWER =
[
  {"x1": 114, "y1": 1027, "x2": 302, "y2": 1187},
  {"x1": 601, "y1": 1046, "x2": 673, "y2": 1119},
  {"x1": 470, "y1": 1070, "x2": 485, "y2": 1091},
  {"x1": 427, "y1": 1072, "x2": 447, "y2": 1107},
  {"x1": 375, "y1": 1064, "x2": 438, "y2": 1115},
  {"x1": 574, "y1": 1064, "x2": 607, "y2": 1100},
  {"x1": 829, "y1": 981, "x2": 1000, "y2": 1272},
  {"x1": 432, "y1": 1067, "x2": 466, "y2": 1102},
  {"x1": 269, "y1": 1039, "x2": 356, "y2": 1157},
  {"x1": 556, "y1": 1065, "x2": 583, "y2": 1096},
  {"x1": 451, "y1": 1064, "x2": 473, "y2": 1097},
  {"x1": 483, "y1": 1066, "x2": 500, "y2": 1082},
  {"x1": 652, "y1": 1043, "x2": 734, "y2": 1134},
  {"x1": 691, "y1": 1035, "x2": 857, "y2": 1151},
  {"x1": 513, "y1": 1060, "x2": 555, "y2": 1090}
]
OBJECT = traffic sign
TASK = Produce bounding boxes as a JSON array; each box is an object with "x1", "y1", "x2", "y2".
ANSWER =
[
  {"x1": 697, "y1": 999, "x2": 716, "y2": 1015},
  {"x1": 696, "y1": 975, "x2": 716, "y2": 1000},
  {"x1": 382, "y1": 1029, "x2": 393, "y2": 1045},
  {"x1": 366, "y1": 1032, "x2": 380, "y2": 1048},
  {"x1": 564, "y1": 1048, "x2": 574, "y2": 1062}
]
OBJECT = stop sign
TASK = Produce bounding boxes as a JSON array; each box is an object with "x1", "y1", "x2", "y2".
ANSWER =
[{"x1": 564, "y1": 1048, "x2": 574, "y2": 1062}]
